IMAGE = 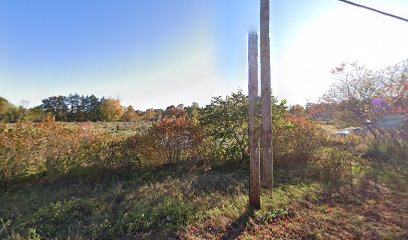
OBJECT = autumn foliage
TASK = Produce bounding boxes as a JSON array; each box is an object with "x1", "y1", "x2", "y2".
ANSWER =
[
  {"x1": 100, "y1": 98, "x2": 125, "y2": 122},
  {"x1": 131, "y1": 117, "x2": 204, "y2": 166},
  {"x1": 0, "y1": 119, "x2": 138, "y2": 186}
]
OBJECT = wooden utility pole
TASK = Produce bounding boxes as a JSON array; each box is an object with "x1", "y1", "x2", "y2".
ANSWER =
[
  {"x1": 260, "y1": 0, "x2": 273, "y2": 190},
  {"x1": 248, "y1": 32, "x2": 260, "y2": 209}
]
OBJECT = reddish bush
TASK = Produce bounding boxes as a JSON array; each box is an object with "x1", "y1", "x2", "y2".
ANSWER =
[
  {"x1": 0, "y1": 119, "x2": 139, "y2": 186},
  {"x1": 0, "y1": 119, "x2": 83, "y2": 184},
  {"x1": 132, "y1": 117, "x2": 204, "y2": 166}
]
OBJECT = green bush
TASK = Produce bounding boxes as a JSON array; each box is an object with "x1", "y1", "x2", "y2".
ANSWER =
[
  {"x1": 312, "y1": 148, "x2": 359, "y2": 187},
  {"x1": 199, "y1": 90, "x2": 287, "y2": 162},
  {"x1": 367, "y1": 139, "x2": 408, "y2": 163},
  {"x1": 273, "y1": 117, "x2": 326, "y2": 166},
  {"x1": 363, "y1": 126, "x2": 408, "y2": 163}
]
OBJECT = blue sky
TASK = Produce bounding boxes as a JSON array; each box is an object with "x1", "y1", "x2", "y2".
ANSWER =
[{"x1": 1, "y1": 0, "x2": 407, "y2": 109}]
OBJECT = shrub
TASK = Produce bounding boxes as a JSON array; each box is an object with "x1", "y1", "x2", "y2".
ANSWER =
[
  {"x1": 0, "y1": 119, "x2": 141, "y2": 186},
  {"x1": 367, "y1": 138, "x2": 408, "y2": 163},
  {"x1": 0, "y1": 120, "x2": 54, "y2": 184},
  {"x1": 312, "y1": 147, "x2": 360, "y2": 188},
  {"x1": 199, "y1": 91, "x2": 249, "y2": 162},
  {"x1": 365, "y1": 125, "x2": 408, "y2": 163},
  {"x1": 199, "y1": 90, "x2": 287, "y2": 162},
  {"x1": 273, "y1": 117, "x2": 326, "y2": 166},
  {"x1": 132, "y1": 117, "x2": 204, "y2": 166},
  {"x1": 79, "y1": 131, "x2": 141, "y2": 177}
]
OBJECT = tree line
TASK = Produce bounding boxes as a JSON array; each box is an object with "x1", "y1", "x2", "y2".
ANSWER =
[
  {"x1": 0, "y1": 94, "x2": 201, "y2": 123},
  {"x1": 1, "y1": 59, "x2": 406, "y2": 126}
]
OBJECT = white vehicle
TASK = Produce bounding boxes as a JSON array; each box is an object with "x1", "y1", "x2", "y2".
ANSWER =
[{"x1": 334, "y1": 127, "x2": 364, "y2": 136}]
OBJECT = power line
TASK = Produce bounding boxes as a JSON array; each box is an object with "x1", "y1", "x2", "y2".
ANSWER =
[{"x1": 338, "y1": 0, "x2": 408, "y2": 23}]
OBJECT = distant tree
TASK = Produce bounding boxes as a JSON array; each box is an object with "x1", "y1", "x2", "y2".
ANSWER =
[
  {"x1": 305, "y1": 102, "x2": 313, "y2": 115},
  {"x1": 121, "y1": 105, "x2": 138, "y2": 122},
  {"x1": 39, "y1": 94, "x2": 103, "y2": 122},
  {"x1": 145, "y1": 108, "x2": 157, "y2": 121},
  {"x1": 306, "y1": 102, "x2": 337, "y2": 122},
  {"x1": 186, "y1": 102, "x2": 200, "y2": 118},
  {"x1": 135, "y1": 110, "x2": 144, "y2": 119},
  {"x1": 324, "y1": 63, "x2": 378, "y2": 103},
  {"x1": 191, "y1": 102, "x2": 200, "y2": 109},
  {"x1": 78, "y1": 95, "x2": 88, "y2": 121},
  {"x1": 380, "y1": 60, "x2": 408, "y2": 116},
  {"x1": 100, "y1": 98, "x2": 125, "y2": 122},
  {"x1": 162, "y1": 104, "x2": 187, "y2": 118},
  {"x1": 154, "y1": 109, "x2": 164, "y2": 120},
  {"x1": 85, "y1": 95, "x2": 102, "y2": 121},
  {"x1": 0, "y1": 97, "x2": 10, "y2": 115},
  {"x1": 41, "y1": 96, "x2": 69, "y2": 121},
  {"x1": 322, "y1": 60, "x2": 407, "y2": 126},
  {"x1": 7, "y1": 106, "x2": 27, "y2": 122},
  {"x1": 175, "y1": 104, "x2": 187, "y2": 118},
  {"x1": 66, "y1": 94, "x2": 82, "y2": 121},
  {"x1": 27, "y1": 106, "x2": 49, "y2": 122},
  {"x1": 164, "y1": 105, "x2": 176, "y2": 118},
  {"x1": 0, "y1": 97, "x2": 31, "y2": 122},
  {"x1": 289, "y1": 104, "x2": 305, "y2": 116}
]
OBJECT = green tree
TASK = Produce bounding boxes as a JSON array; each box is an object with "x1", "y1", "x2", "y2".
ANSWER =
[
  {"x1": 0, "y1": 97, "x2": 10, "y2": 115},
  {"x1": 27, "y1": 106, "x2": 49, "y2": 122},
  {"x1": 186, "y1": 102, "x2": 200, "y2": 119},
  {"x1": 200, "y1": 90, "x2": 286, "y2": 162},
  {"x1": 0, "y1": 97, "x2": 28, "y2": 122},
  {"x1": 85, "y1": 95, "x2": 102, "y2": 121},
  {"x1": 41, "y1": 96, "x2": 69, "y2": 121}
]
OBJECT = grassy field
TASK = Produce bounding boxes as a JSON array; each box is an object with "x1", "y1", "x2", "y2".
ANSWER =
[{"x1": 1, "y1": 155, "x2": 407, "y2": 239}]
